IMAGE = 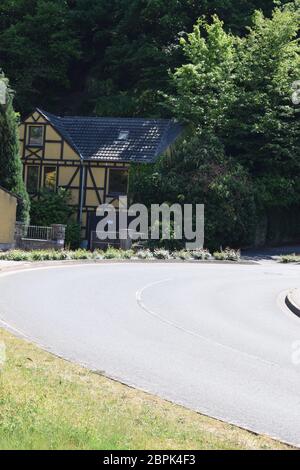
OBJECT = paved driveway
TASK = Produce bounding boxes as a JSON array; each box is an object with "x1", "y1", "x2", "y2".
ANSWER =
[{"x1": 0, "y1": 262, "x2": 300, "y2": 446}]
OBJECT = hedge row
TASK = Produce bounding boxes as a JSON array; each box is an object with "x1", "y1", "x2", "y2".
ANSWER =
[{"x1": 0, "y1": 248, "x2": 241, "y2": 262}]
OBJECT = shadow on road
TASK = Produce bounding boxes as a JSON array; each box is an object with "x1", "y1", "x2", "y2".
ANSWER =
[{"x1": 242, "y1": 245, "x2": 300, "y2": 261}]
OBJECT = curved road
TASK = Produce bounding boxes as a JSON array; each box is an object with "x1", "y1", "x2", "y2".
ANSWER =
[{"x1": 0, "y1": 262, "x2": 300, "y2": 446}]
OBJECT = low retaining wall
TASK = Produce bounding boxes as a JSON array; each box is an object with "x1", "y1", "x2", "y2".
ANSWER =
[
  {"x1": 17, "y1": 239, "x2": 64, "y2": 251},
  {"x1": 15, "y1": 223, "x2": 66, "y2": 251},
  {"x1": 0, "y1": 242, "x2": 16, "y2": 251}
]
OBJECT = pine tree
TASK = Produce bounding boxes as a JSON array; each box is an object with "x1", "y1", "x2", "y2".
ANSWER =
[{"x1": 0, "y1": 71, "x2": 30, "y2": 223}]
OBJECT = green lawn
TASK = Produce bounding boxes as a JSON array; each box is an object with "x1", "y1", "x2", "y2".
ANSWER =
[{"x1": 0, "y1": 328, "x2": 292, "y2": 450}]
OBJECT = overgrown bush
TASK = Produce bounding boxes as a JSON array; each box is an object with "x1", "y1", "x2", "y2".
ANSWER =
[
  {"x1": 30, "y1": 189, "x2": 81, "y2": 249},
  {"x1": 30, "y1": 188, "x2": 74, "y2": 226}
]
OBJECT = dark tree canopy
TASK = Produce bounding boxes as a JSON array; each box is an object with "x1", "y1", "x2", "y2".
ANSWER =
[
  {"x1": 130, "y1": 3, "x2": 300, "y2": 248},
  {"x1": 0, "y1": 1, "x2": 299, "y2": 247},
  {"x1": 0, "y1": 0, "x2": 286, "y2": 116}
]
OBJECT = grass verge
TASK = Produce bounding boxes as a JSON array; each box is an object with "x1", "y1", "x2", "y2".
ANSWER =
[{"x1": 0, "y1": 328, "x2": 292, "y2": 450}]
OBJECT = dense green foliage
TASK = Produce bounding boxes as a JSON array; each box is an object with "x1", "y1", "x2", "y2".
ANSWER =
[
  {"x1": 30, "y1": 189, "x2": 81, "y2": 248},
  {"x1": 130, "y1": 135, "x2": 257, "y2": 249},
  {"x1": 0, "y1": 1, "x2": 299, "y2": 248},
  {"x1": 30, "y1": 189, "x2": 74, "y2": 227},
  {"x1": 0, "y1": 0, "x2": 288, "y2": 116},
  {"x1": 131, "y1": 3, "x2": 300, "y2": 248},
  {"x1": 0, "y1": 72, "x2": 29, "y2": 222}
]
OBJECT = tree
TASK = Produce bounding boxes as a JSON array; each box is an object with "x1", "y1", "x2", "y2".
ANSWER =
[
  {"x1": 225, "y1": 5, "x2": 300, "y2": 208},
  {"x1": 0, "y1": 71, "x2": 30, "y2": 223},
  {"x1": 130, "y1": 2, "x2": 300, "y2": 247},
  {"x1": 0, "y1": 0, "x2": 80, "y2": 113},
  {"x1": 166, "y1": 15, "x2": 236, "y2": 129},
  {"x1": 130, "y1": 133, "x2": 256, "y2": 249},
  {"x1": 167, "y1": 3, "x2": 300, "y2": 209},
  {"x1": 0, "y1": 0, "x2": 289, "y2": 116},
  {"x1": 78, "y1": 0, "x2": 283, "y2": 117}
]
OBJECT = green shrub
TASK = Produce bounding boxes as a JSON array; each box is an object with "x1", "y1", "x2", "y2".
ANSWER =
[
  {"x1": 135, "y1": 249, "x2": 153, "y2": 260},
  {"x1": 65, "y1": 223, "x2": 81, "y2": 250},
  {"x1": 191, "y1": 249, "x2": 212, "y2": 260},
  {"x1": 71, "y1": 249, "x2": 93, "y2": 260},
  {"x1": 0, "y1": 247, "x2": 243, "y2": 263},
  {"x1": 280, "y1": 254, "x2": 300, "y2": 263},
  {"x1": 172, "y1": 249, "x2": 213, "y2": 260},
  {"x1": 92, "y1": 250, "x2": 104, "y2": 260},
  {"x1": 30, "y1": 188, "x2": 74, "y2": 226},
  {"x1": 153, "y1": 249, "x2": 170, "y2": 260},
  {"x1": 173, "y1": 250, "x2": 192, "y2": 260},
  {"x1": 103, "y1": 247, "x2": 123, "y2": 259},
  {"x1": 0, "y1": 250, "x2": 30, "y2": 261},
  {"x1": 29, "y1": 190, "x2": 82, "y2": 250},
  {"x1": 30, "y1": 250, "x2": 52, "y2": 261},
  {"x1": 213, "y1": 248, "x2": 241, "y2": 262},
  {"x1": 121, "y1": 250, "x2": 135, "y2": 259}
]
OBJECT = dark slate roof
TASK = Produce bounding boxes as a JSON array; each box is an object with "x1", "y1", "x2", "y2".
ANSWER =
[{"x1": 37, "y1": 109, "x2": 182, "y2": 163}]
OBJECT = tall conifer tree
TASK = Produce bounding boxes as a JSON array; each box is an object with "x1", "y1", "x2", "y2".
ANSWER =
[{"x1": 0, "y1": 71, "x2": 29, "y2": 223}]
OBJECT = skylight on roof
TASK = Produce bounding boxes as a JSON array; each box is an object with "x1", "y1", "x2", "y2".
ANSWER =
[{"x1": 118, "y1": 130, "x2": 129, "y2": 140}]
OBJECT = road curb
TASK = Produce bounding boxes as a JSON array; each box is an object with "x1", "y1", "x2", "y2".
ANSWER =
[
  {"x1": 285, "y1": 289, "x2": 300, "y2": 318},
  {"x1": 0, "y1": 258, "x2": 258, "y2": 273}
]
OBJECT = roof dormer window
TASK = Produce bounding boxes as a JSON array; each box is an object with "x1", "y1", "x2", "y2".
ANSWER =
[
  {"x1": 28, "y1": 125, "x2": 44, "y2": 146},
  {"x1": 118, "y1": 130, "x2": 129, "y2": 141}
]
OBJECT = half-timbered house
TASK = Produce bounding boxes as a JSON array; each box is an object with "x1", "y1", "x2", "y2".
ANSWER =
[{"x1": 19, "y1": 108, "x2": 182, "y2": 243}]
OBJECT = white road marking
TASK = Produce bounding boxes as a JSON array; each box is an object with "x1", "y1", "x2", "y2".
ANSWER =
[{"x1": 136, "y1": 278, "x2": 287, "y2": 369}]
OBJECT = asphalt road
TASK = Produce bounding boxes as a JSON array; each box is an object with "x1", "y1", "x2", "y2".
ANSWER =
[{"x1": 0, "y1": 262, "x2": 300, "y2": 446}]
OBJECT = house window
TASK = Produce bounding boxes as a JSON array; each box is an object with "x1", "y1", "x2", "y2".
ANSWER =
[
  {"x1": 28, "y1": 125, "x2": 44, "y2": 146},
  {"x1": 44, "y1": 166, "x2": 57, "y2": 190},
  {"x1": 118, "y1": 131, "x2": 129, "y2": 141},
  {"x1": 108, "y1": 169, "x2": 128, "y2": 195},
  {"x1": 26, "y1": 166, "x2": 39, "y2": 193}
]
